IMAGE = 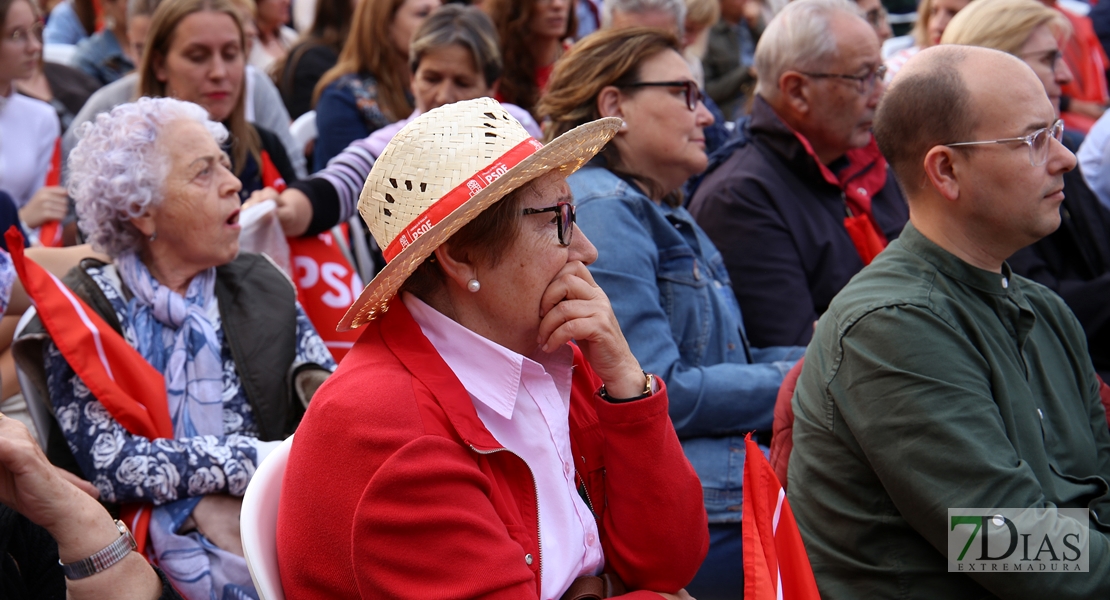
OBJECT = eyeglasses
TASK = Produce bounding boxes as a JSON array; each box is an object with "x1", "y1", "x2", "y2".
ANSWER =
[
  {"x1": 1020, "y1": 48, "x2": 1066, "y2": 75},
  {"x1": 945, "y1": 119, "x2": 1065, "y2": 167},
  {"x1": 3, "y1": 21, "x2": 43, "y2": 46},
  {"x1": 522, "y1": 202, "x2": 576, "y2": 246},
  {"x1": 618, "y1": 80, "x2": 704, "y2": 111},
  {"x1": 799, "y1": 64, "x2": 888, "y2": 95}
]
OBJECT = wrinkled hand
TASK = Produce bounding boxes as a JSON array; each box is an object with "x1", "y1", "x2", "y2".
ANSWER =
[
  {"x1": 0, "y1": 412, "x2": 86, "y2": 531},
  {"x1": 537, "y1": 261, "x2": 647, "y2": 399},
  {"x1": 20, "y1": 186, "x2": 68, "y2": 229},
  {"x1": 191, "y1": 494, "x2": 244, "y2": 556},
  {"x1": 242, "y1": 186, "x2": 281, "y2": 210}
]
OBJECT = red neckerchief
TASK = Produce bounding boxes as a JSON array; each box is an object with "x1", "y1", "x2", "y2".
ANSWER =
[{"x1": 791, "y1": 130, "x2": 890, "y2": 265}]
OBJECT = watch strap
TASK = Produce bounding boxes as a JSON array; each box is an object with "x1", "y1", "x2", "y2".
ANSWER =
[
  {"x1": 599, "y1": 372, "x2": 655, "y2": 403},
  {"x1": 60, "y1": 519, "x2": 138, "y2": 580}
]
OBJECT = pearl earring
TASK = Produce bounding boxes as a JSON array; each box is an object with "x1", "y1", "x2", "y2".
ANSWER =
[
  {"x1": 467, "y1": 279, "x2": 480, "y2": 293},
  {"x1": 149, "y1": 231, "x2": 157, "y2": 242}
]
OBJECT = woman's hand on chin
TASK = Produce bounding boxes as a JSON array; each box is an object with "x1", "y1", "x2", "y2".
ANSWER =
[{"x1": 536, "y1": 261, "x2": 647, "y2": 399}]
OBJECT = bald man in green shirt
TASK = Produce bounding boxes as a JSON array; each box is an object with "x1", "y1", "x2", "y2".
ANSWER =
[{"x1": 788, "y1": 44, "x2": 1110, "y2": 598}]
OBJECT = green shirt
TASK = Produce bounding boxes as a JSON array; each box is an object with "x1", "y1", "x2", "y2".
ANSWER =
[{"x1": 788, "y1": 223, "x2": 1110, "y2": 599}]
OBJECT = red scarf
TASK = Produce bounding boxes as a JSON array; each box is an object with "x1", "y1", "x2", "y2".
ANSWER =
[{"x1": 792, "y1": 132, "x2": 890, "y2": 265}]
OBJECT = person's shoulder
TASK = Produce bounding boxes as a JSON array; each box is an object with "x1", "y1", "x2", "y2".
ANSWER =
[
  {"x1": 84, "y1": 72, "x2": 137, "y2": 109},
  {"x1": 251, "y1": 123, "x2": 285, "y2": 151},
  {"x1": 568, "y1": 165, "x2": 644, "y2": 208},
  {"x1": 9, "y1": 92, "x2": 57, "y2": 123},
  {"x1": 823, "y1": 243, "x2": 943, "y2": 329}
]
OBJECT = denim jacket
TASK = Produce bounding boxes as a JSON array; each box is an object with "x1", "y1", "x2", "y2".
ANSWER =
[{"x1": 570, "y1": 164, "x2": 803, "y2": 522}]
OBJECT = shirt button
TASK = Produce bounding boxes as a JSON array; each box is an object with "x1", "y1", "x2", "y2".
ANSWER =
[
  {"x1": 1002, "y1": 277, "x2": 1009, "y2": 289},
  {"x1": 564, "y1": 462, "x2": 572, "y2": 476},
  {"x1": 587, "y1": 533, "x2": 597, "y2": 546},
  {"x1": 1037, "y1": 408, "x2": 1044, "y2": 420},
  {"x1": 525, "y1": 553, "x2": 533, "y2": 565}
]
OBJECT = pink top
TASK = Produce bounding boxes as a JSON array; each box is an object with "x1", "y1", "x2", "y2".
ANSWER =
[{"x1": 403, "y1": 293, "x2": 604, "y2": 599}]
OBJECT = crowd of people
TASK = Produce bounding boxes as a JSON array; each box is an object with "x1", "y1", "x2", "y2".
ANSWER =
[{"x1": 2, "y1": 0, "x2": 1110, "y2": 597}]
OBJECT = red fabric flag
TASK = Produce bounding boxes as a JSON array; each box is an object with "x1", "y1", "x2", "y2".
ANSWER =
[
  {"x1": 743, "y1": 433, "x2": 821, "y2": 600},
  {"x1": 260, "y1": 151, "x2": 361, "y2": 361},
  {"x1": 39, "y1": 138, "x2": 64, "y2": 248},
  {"x1": 5, "y1": 227, "x2": 171, "y2": 553}
]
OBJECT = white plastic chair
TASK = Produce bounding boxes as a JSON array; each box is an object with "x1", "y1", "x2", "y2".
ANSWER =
[
  {"x1": 289, "y1": 111, "x2": 317, "y2": 154},
  {"x1": 241, "y1": 435, "x2": 295, "y2": 600},
  {"x1": 42, "y1": 44, "x2": 78, "y2": 66}
]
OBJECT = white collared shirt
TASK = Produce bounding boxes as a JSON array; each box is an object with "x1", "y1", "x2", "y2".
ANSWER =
[{"x1": 404, "y1": 293, "x2": 604, "y2": 599}]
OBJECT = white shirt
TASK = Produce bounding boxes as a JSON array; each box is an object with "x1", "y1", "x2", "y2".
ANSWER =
[
  {"x1": 0, "y1": 92, "x2": 59, "y2": 206},
  {"x1": 404, "y1": 293, "x2": 604, "y2": 599}
]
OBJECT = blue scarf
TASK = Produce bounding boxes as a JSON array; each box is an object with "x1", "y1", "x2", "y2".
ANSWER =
[{"x1": 116, "y1": 253, "x2": 258, "y2": 600}]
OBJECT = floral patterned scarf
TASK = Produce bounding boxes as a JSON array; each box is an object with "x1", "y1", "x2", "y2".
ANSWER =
[{"x1": 116, "y1": 252, "x2": 258, "y2": 600}]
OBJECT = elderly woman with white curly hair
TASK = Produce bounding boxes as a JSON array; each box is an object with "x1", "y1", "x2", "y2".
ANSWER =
[{"x1": 23, "y1": 96, "x2": 335, "y2": 600}]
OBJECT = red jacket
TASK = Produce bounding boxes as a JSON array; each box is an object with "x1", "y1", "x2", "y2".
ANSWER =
[{"x1": 276, "y1": 299, "x2": 709, "y2": 599}]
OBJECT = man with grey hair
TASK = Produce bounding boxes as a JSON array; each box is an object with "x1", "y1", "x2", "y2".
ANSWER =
[
  {"x1": 791, "y1": 44, "x2": 1110, "y2": 598},
  {"x1": 602, "y1": 0, "x2": 686, "y2": 32},
  {"x1": 688, "y1": 0, "x2": 907, "y2": 350}
]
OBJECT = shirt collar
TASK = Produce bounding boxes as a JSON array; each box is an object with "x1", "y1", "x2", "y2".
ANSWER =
[
  {"x1": 897, "y1": 222, "x2": 1016, "y2": 296},
  {"x1": 402, "y1": 293, "x2": 573, "y2": 419}
]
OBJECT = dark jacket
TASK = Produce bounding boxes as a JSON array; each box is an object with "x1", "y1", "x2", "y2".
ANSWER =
[
  {"x1": 1009, "y1": 135, "x2": 1110, "y2": 380},
  {"x1": 277, "y1": 43, "x2": 339, "y2": 120},
  {"x1": 687, "y1": 96, "x2": 909, "y2": 348},
  {"x1": 236, "y1": 125, "x2": 297, "y2": 200}
]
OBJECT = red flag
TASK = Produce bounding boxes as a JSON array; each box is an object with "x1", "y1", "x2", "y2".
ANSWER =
[
  {"x1": 5, "y1": 227, "x2": 171, "y2": 553},
  {"x1": 743, "y1": 433, "x2": 821, "y2": 600},
  {"x1": 260, "y1": 151, "x2": 361, "y2": 361},
  {"x1": 39, "y1": 138, "x2": 64, "y2": 248}
]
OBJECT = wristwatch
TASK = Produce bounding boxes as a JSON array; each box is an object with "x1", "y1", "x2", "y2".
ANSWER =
[
  {"x1": 599, "y1": 371, "x2": 656, "y2": 403},
  {"x1": 60, "y1": 519, "x2": 138, "y2": 580}
]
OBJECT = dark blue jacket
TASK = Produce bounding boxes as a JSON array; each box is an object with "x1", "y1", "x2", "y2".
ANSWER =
[{"x1": 687, "y1": 96, "x2": 908, "y2": 348}]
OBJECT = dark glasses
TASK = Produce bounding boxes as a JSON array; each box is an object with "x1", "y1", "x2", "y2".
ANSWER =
[
  {"x1": 619, "y1": 80, "x2": 704, "y2": 111},
  {"x1": 522, "y1": 202, "x2": 576, "y2": 246}
]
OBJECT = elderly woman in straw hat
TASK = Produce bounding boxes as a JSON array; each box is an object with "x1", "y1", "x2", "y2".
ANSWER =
[{"x1": 278, "y1": 97, "x2": 709, "y2": 599}]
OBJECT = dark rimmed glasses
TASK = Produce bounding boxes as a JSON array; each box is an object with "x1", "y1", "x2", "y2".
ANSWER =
[
  {"x1": 799, "y1": 64, "x2": 888, "y2": 95},
  {"x1": 618, "y1": 80, "x2": 704, "y2": 111},
  {"x1": 522, "y1": 202, "x2": 576, "y2": 246},
  {"x1": 945, "y1": 119, "x2": 1065, "y2": 167}
]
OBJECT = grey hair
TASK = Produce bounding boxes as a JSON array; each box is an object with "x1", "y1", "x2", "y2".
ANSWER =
[
  {"x1": 409, "y1": 4, "x2": 502, "y2": 86},
  {"x1": 68, "y1": 97, "x2": 227, "y2": 257},
  {"x1": 754, "y1": 0, "x2": 864, "y2": 99},
  {"x1": 602, "y1": 0, "x2": 686, "y2": 31}
]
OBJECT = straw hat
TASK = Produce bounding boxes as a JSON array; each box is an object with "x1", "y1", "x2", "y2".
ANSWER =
[{"x1": 338, "y1": 97, "x2": 621, "y2": 331}]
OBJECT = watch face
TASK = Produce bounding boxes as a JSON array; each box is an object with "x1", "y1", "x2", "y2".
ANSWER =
[{"x1": 115, "y1": 519, "x2": 138, "y2": 551}]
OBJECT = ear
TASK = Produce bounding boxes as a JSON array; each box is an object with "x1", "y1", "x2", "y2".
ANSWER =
[
  {"x1": 129, "y1": 208, "x2": 157, "y2": 241},
  {"x1": 152, "y1": 51, "x2": 168, "y2": 84},
  {"x1": 597, "y1": 85, "x2": 625, "y2": 121},
  {"x1": 779, "y1": 71, "x2": 811, "y2": 116},
  {"x1": 432, "y1": 243, "x2": 477, "y2": 292},
  {"x1": 922, "y1": 145, "x2": 962, "y2": 202}
]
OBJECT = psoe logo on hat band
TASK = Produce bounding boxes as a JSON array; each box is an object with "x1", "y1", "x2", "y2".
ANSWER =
[
  {"x1": 382, "y1": 137, "x2": 542, "y2": 263},
  {"x1": 948, "y1": 507, "x2": 1089, "y2": 573}
]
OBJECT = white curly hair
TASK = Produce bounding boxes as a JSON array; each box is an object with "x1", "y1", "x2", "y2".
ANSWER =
[{"x1": 68, "y1": 97, "x2": 228, "y2": 257}]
